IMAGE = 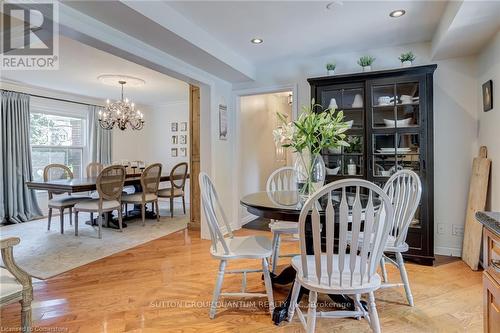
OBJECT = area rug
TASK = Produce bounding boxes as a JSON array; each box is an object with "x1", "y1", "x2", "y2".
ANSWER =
[{"x1": 0, "y1": 212, "x2": 188, "y2": 279}]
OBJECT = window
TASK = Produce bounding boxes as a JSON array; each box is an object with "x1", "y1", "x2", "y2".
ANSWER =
[{"x1": 30, "y1": 112, "x2": 87, "y2": 181}]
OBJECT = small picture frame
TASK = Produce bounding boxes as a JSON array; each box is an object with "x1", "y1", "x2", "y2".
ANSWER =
[
  {"x1": 180, "y1": 122, "x2": 188, "y2": 131},
  {"x1": 483, "y1": 80, "x2": 493, "y2": 112},
  {"x1": 171, "y1": 148, "x2": 178, "y2": 157},
  {"x1": 179, "y1": 135, "x2": 187, "y2": 144},
  {"x1": 180, "y1": 148, "x2": 187, "y2": 157},
  {"x1": 171, "y1": 135, "x2": 178, "y2": 144},
  {"x1": 171, "y1": 122, "x2": 178, "y2": 132},
  {"x1": 219, "y1": 104, "x2": 228, "y2": 140}
]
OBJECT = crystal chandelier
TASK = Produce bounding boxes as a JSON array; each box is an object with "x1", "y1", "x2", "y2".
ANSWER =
[{"x1": 98, "y1": 80, "x2": 144, "y2": 130}]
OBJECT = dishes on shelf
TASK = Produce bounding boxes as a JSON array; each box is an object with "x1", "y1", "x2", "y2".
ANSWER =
[
  {"x1": 400, "y1": 95, "x2": 419, "y2": 105},
  {"x1": 376, "y1": 147, "x2": 411, "y2": 154},
  {"x1": 383, "y1": 118, "x2": 412, "y2": 128},
  {"x1": 326, "y1": 166, "x2": 340, "y2": 175},
  {"x1": 377, "y1": 96, "x2": 395, "y2": 106}
]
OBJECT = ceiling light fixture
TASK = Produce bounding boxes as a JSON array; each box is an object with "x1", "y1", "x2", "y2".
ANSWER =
[
  {"x1": 326, "y1": 1, "x2": 343, "y2": 10},
  {"x1": 389, "y1": 9, "x2": 406, "y2": 18},
  {"x1": 98, "y1": 80, "x2": 144, "y2": 131},
  {"x1": 251, "y1": 38, "x2": 263, "y2": 44}
]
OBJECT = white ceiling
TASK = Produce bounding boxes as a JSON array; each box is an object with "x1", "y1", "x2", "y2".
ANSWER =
[
  {"x1": 1, "y1": 36, "x2": 189, "y2": 107},
  {"x1": 168, "y1": 0, "x2": 449, "y2": 64}
]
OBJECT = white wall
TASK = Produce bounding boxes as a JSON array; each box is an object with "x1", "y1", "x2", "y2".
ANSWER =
[
  {"x1": 145, "y1": 100, "x2": 190, "y2": 202},
  {"x1": 239, "y1": 92, "x2": 291, "y2": 223},
  {"x1": 234, "y1": 41, "x2": 479, "y2": 256},
  {"x1": 477, "y1": 31, "x2": 500, "y2": 211},
  {"x1": 111, "y1": 108, "x2": 149, "y2": 164}
]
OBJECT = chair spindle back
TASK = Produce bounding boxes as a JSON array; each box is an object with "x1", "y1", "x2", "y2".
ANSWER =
[
  {"x1": 298, "y1": 179, "x2": 394, "y2": 288},
  {"x1": 383, "y1": 170, "x2": 422, "y2": 247}
]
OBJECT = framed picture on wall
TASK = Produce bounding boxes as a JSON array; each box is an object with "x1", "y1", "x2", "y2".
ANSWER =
[
  {"x1": 483, "y1": 80, "x2": 493, "y2": 112},
  {"x1": 171, "y1": 135, "x2": 178, "y2": 144},
  {"x1": 171, "y1": 148, "x2": 178, "y2": 157},
  {"x1": 171, "y1": 122, "x2": 178, "y2": 132},
  {"x1": 180, "y1": 148, "x2": 187, "y2": 157},
  {"x1": 179, "y1": 135, "x2": 187, "y2": 144},
  {"x1": 180, "y1": 122, "x2": 188, "y2": 131},
  {"x1": 219, "y1": 104, "x2": 228, "y2": 140}
]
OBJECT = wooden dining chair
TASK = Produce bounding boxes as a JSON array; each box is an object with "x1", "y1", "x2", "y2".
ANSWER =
[
  {"x1": 158, "y1": 162, "x2": 188, "y2": 217},
  {"x1": 378, "y1": 170, "x2": 422, "y2": 306},
  {"x1": 122, "y1": 163, "x2": 162, "y2": 226},
  {"x1": 74, "y1": 165, "x2": 126, "y2": 239},
  {"x1": 287, "y1": 179, "x2": 394, "y2": 333},
  {"x1": 44, "y1": 164, "x2": 91, "y2": 234},
  {"x1": 266, "y1": 167, "x2": 299, "y2": 273},
  {"x1": 86, "y1": 162, "x2": 104, "y2": 178},
  {"x1": 199, "y1": 172, "x2": 275, "y2": 319},
  {"x1": 0, "y1": 237, "x2": 33, "y2": 332}
]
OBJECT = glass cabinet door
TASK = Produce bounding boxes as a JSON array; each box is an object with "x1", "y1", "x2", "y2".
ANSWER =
[
  {"x1": 371, "y1": 81, "x2": 420, "y2": 129},
  {"x1": 372, "y1": 133, "x2": 421, "y2": 177},
  {"x1": 320, "y1": 83, "x2": 365, "y2": 179}
]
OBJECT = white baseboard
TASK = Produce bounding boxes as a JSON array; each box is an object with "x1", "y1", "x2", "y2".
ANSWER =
[
  {"x1": 240, "y1": 214, "x2": 258, "y2": 226},
  {"x1": 434, "y1": 246, "x2": 462, "y2": 257}
]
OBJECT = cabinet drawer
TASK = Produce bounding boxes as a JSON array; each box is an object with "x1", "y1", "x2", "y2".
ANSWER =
[
  {"x1": 483, "y1": 228, "x2": 500, "y2": 285},
  {"x1": 483, "y1": 272, "x2": 500, "y2": 333}
]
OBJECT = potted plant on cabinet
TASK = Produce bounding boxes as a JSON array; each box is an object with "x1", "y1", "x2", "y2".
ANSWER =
[
  {"x1": 399, "y1": 51, "x2": 415, "y2": 67},
  {"x1": 326, "y1": 63, "x2": 336, "y2": 75},
  {"x1": 357, "y1": 56, "x2": 375, "y2": 72}
]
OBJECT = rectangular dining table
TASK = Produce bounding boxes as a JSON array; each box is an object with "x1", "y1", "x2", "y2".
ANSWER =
[
  {"x1": 26, "y1": 173, "x2": 189, "y2": 227},
  {"x1": 26, "y1": 173, "x2": 189, "y2": 193}
]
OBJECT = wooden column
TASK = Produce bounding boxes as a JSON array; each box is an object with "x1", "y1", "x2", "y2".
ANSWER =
[{"x1": 189, "y1": 85, "x2": 201, "y2": 230}]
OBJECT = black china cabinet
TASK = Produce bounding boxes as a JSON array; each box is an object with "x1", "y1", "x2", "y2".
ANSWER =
[{"x1": 308, "y1": 64, "x2": 437, "y2": 265}]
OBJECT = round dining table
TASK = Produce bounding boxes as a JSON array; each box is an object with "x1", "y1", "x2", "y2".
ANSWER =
[{"x1": 240, "y1": 190, "x2": 371, "y2": 325}]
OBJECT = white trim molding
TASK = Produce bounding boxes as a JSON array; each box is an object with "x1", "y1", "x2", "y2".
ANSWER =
[{"x1": 434, "y1": 246, "x2": 462, "y2": 257}]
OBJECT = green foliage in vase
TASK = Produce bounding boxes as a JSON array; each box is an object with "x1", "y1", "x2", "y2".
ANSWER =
[
  {"x1": 399, "y1": 51, "x2": 416, "y2": 62},
  {"x1": 326, "y1": 63, "x2": 336, "y2": 71},
  {"x1": 357, "y1": 55, "x2": 375, "y2": 67},
  {"x1": 273, "y1": 99, "x2": 350, "y2": 156}
]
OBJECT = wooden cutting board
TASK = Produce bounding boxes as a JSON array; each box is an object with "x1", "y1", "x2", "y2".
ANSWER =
[{"x1": 462, "y1": 146, "x2": 491, "y2": 270}]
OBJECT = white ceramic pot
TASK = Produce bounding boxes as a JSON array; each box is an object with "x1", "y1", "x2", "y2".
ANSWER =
[
  {"x1": 327, "y1": 69, "x2": 335, "y2": 76},
  {"x1": 362, "y1": 65, "x2": 372, "y2": 72},
  {"x1": 402, "y1": 61, "x2": 412, "y2": 67}
]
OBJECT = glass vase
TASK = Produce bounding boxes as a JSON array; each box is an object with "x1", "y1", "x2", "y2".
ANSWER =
[{"x1": 294, "y1": 150, "x2": 326, "y2": 199}]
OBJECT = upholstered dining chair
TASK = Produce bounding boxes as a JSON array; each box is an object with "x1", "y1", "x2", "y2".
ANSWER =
[
  {"x1": 287, "y1": 179, "x2": 394, "y2": 333},
  {"x1": 86, "y1": 162, "x2": 104, "y2": 178},
  {"x1": 199, "y1": 172, "x2": 275, "y2": 319},
  {"x1": 44, "y1": 164, "x2": 91, "y2": 234},
  {"x1": 122, "y1": 163, "x2": 162, "y2": 225},
  {"x1": 266, "y1": 166, "x2": 299, "y2": 273},
  {"x1": 158, "y1": 162, "x2": 188, "y2": 217},
  {"x1": 1, "y1": 237, "x2": 33, "y2": 332},
  {"x1": 73, "y1": 165, "x2": 126, "y2": 239}
]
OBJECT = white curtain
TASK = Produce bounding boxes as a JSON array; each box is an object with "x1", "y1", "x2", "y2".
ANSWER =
[
  {"x1": 88, "y1": 105, "x2": 112, "y2": 165},
  {"x1": 1, "y1": 90, "x2": 42, "y2": 223}
]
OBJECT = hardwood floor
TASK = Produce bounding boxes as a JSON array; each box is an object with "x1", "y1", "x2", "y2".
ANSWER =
[{"x1": 1, "y1": 228, "x2": 482, "y2": 332}]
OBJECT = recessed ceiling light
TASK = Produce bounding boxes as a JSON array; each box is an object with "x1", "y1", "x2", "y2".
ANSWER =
[
  {"x1": 251, "y1": 38, "x2": 263, "y2": 44},
  {"x1": 389, "y1": 9, "x2": 406, "y2": 18}
]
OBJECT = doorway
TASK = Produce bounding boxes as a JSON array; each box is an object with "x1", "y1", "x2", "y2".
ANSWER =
[{"x1": 237, "y1": 90, "x2": 293, "y2": 226}]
